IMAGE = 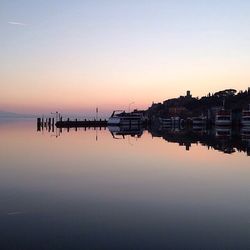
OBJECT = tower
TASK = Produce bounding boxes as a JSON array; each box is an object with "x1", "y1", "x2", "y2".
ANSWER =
[{"x1": 186, "y1": 90, "x2": 192, "y2": 98}]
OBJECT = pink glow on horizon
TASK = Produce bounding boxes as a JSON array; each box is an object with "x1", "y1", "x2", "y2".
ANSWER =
[{"x1": 1, "y1": 1, "x2": 250, "y2": 115}]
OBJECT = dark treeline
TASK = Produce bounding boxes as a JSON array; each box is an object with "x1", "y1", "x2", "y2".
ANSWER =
[{"x1": 146, "y1": 88, "x2": 250, "y2": 119}]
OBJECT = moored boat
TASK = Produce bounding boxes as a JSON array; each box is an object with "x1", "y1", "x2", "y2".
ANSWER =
[
  {"x1": 215, "y1": 109, "x2": 232, "y2": 126},
  {"x1": 241, "y1": 105, "x2": 250, "y2": 126},
  {"x1": 107, "y1": 110, "x2": 143, "y2": 126}
]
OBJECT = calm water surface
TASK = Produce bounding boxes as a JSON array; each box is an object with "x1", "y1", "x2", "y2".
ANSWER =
[{"x1": 0, "y1": 119, "x2": 250, "y2": 249}]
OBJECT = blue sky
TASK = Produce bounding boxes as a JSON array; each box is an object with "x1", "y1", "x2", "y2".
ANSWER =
[{"x1": 1, "y1": 0, "x2": 250, "y2": 114}]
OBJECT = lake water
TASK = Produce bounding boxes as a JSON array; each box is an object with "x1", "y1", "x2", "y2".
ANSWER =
[{"x1": 0, "y1": 119, "x2": 250, "y2": 249}]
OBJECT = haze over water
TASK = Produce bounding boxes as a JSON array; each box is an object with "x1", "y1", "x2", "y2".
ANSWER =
[{"x1": 0, "y1": 119, "x2": 250, "y2": 249}]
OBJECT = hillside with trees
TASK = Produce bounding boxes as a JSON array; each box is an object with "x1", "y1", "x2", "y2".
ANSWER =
[{"x1": 146, "y1": 88, "x2": 250, "y2": 119}]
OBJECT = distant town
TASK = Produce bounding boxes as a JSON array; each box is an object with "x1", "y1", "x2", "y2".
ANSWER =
[
  {"x1": 36, "y1": 87, "x2": 250, "y2": 130},
  {"x1": 145, "y1": 87, "x2": 250, "y2": 126},
  {"x1": 36, "y1": 87, "x2": 250, "y2": 156}
]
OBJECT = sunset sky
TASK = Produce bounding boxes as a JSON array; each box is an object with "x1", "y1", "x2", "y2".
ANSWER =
[{"x1": 1, "y1": 0, "x2": 250, "y2": 115}]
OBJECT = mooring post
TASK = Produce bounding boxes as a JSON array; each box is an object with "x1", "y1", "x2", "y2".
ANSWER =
[
  {"x1": 37, "y1": 118, "x2": 41, "y2": 131},
  {"x1": 48, "y1": 118, "x2": 51, "y2": 132},
  {"x1": 48, "y1": 118, "x2": 51, "y2": 128}
]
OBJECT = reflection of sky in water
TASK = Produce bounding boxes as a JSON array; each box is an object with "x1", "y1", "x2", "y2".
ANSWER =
[{"x1": 0, "y1": 120, "x2": 250, "y2": 249}]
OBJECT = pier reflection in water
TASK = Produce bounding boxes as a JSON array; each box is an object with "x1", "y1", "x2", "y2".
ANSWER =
[
  {"x1": 38, "y1": 121, "x2": 250, "y2": 156},
  {"x1": 1, "y1": 119, "x2": 250, "y2": 250}
]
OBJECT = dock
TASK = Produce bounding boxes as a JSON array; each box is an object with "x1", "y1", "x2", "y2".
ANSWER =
[
  {"x1": 37, "y1": 117, "x2": 107, "y2": 131},
  {"x1": 56, "y1": 119, "x2": 107, "y2": 128}
]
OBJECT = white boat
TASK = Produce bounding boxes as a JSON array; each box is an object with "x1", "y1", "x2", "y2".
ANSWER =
[
  {"x1": 215, "y1": 109, "x2": 232, "y2": 126},
  {"x1": 241, "y1": 105, "x2": 250, "y2": 126},
  {"x1": 107, "y1": 110, "x2": 143, "y2": 126}
]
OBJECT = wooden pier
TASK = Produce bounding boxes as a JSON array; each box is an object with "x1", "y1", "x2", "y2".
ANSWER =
[
  {"x1": 37, "y1": 117, "x2": 107, "y2": 130},
  {"x1": 56, "y1": 119, "x2": 107, "y2": 128},
  {"x1": 37, "y1": 117, "x2": 55, "y2": 131}
]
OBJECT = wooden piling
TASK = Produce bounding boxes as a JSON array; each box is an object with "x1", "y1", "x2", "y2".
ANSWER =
[{"x1": 37, "y1": 118, "x2": 41, "y2": 131}]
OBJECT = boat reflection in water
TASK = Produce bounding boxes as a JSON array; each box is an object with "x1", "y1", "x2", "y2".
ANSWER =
[
  {"x1": 241, "y1": 126, "x2": 250, "y2": 154},
  {"x1": 240, "y1": 105, "x2": 250, "y2": 154},
  {"x1": 192, "y1": 116, "x2": 207, "y2": 130},
  {"x1": 38, "y1": 122, "x2": 250, "y2": 156},
  {"x1": 215, "y1": 126, "x2": 231, "y2": 138},
  {"x1": 241, "y1": 105, "x2": 250, "y2": 126},
  {"x1": 108, "y1": 125, "x2": 143, "y2": 139},
  {"x1": 107, "y1": 124, "x2": 250, "y2": 156},
  {"x1": 242, "y1": 126, "x2": 250, "y2": 141}
]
